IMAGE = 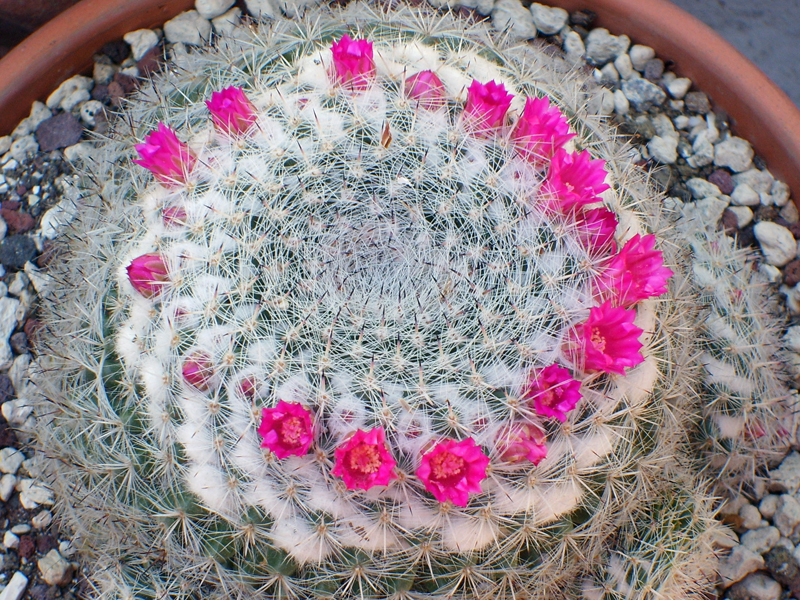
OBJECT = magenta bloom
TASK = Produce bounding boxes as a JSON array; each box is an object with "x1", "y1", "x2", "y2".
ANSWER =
[
  {"x1": 463, "y1": 80, "x2": 514, "y2": 133},
  {"x1": 570, "y1": 301, "x2": 644, "y2": 375},
  {"x1": 597, "y1": 234, "x2": 674, "y2": 307},
  {"x1": 182, "y1": 352, "x2": 214, "y2": 391},
  {"x1": 405, "y1": 70, "x2": 446, "y2": 109},
  {"x1": 126, "y1": 253, "x2": 169, "y2": 298},
  {"x1": 332, "y1": 427, "x2": 397, "y2": 490},
  {"x1": 330, "y1": 35, "x2": 375, "y2": 90},
  {"x1": 524, "y1": 364, "x2": 582, "y2": 422},
  {"x1": 496, "y1": 422, "x2": 548, "y2": 465},
  {"x1": 206, "y1": 86, "x2": 258, "y2": 136},
  {"x1": 258, "y1": 400, "x2": 315, "y2": 459},
  {"x1": 511, "y1": 96, "x2": 575, "y2": 164},
  {"x1": 574, "y1": 207, "x2": 618, "y2": 252},
  {"x1": 417, "y1": 438, "x2": 489, "y2": 506},
  {"x1": 542, "y1": 149, "x2": 610, "y2": 213},
  {"x1": 133, "y1": 123, "x2": 195, "y2": 186}
]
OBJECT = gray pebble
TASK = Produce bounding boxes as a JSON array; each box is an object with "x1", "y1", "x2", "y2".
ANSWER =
[
  {"x1": 621, "y1": 77, "x2": 666, "y2": 110},
  {"x1": 647, "y1": 135, "x2": 678, "y2": 164},
  {"x1": 123, "y1": 29, "x2": 160, "y2": 62},
  {"x1": 718, "y1": 544, "x2": 765, "y2": 586},
  {"x1": 584, "y1": 28, "x2": 630, "y2": 65},
  {"x1": 728, "y1": 206, "x2": 754, "y2": 229},
  {"x1": 643, "y1": 58, "x2": 664, "y2": 81},
  {"x1": 628, "y1": 44, "x2": 655, "y2": 71},
  {"x1": 754, "y1": 222, "x2": 796, "y2": 267},
  {"x1": 728, "y1": 572, "x2": 782, "y2": 600},
  {"x1": 740, "y1": 503, "x2": 765, "y2": 530},
  {"x1": 164, "y1": 10, "x2": 212, "y2": 45},
  {"x1": 684, "y1": 91, "x2": 711, "y2": 114},
  {"x1": 741, "y1": 526, "x2": 780, "y2": 555},
  {"x1": 686, "y1": 177, "x2": 721, "y2": 199},
  {"x1": 195, "y1": 0, "x2": 236, "y2": 19},
  {"x1": 731, "y1": 183, "x2": 761, "y2": 207},
  {"x1": 562, "y1": 30, "x2": 585, "y2": 64},
  {"x1": 715, "y1": 136, "x2": 755, "y2": 173},
  {"x1": 529, "y1": 2, "x2": 567, "y2": 35},
  {"x1": 774, "y1": 494, "x2": 800, "y2": 537},
  {"x1": 491, "y1": 0, "x2": 536, "y2": 40},
  {"x1": 244, "y1": 0, "x2": 278, "y2": 19}
]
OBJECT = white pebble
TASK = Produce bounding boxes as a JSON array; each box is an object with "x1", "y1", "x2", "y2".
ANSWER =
[
  {"x1": 731, "y1": 183, "x2": 761, "y2": 207},
  {"x1": 3, "y1": 531, "x2": 19, "y2": 549},
  {"x1": 195, "y1": 0, "x2": 235, "y2": 19},
  {"x1": 0, "y1": 572, "x2": 29, "y2": 600},
  {"x1": 491, "y1": 0, "x2": 537, "y2": 41},
  {"x1": 584, "y1": 28, "x2": 630, "y2": 65},
  {"x1": 629, "y1": 44, "x2": 655, "y2": 71},
  {"x1": 760, "y1": 264, "x2": 782, "y2": 284},
  {"x1": 667, "y1": 77, "x2": 692, "y2": 99},
  {"x1": 686, "y1": 177, "x2": 721, "y2": 199},
  {"x1": 740, "y1": 526, "x2": 780, "y2": 555},
  {"x1": 10, "y1": 524, "x2": 30, "y2": 535},
  {"x1": 164, "y1": 10, "x2": 212, "y2": 45},
  {"x1": 211, "y1": 7, "x2": 241, "y2": 35},
  {"x1": 31, "y1": 510, "x2": 53, "y2": 530},
  {"x1": 562, "y1": 31, "x2": 585, "y2": 64},
  {"x1": 647, "y1": 135, "x2": 678, "y2": 164},
  {"x1": 714, "y1": 136, "x2": 754, "y2": 172},
  {"x1": 754, "y1": 221, "x2": 797, "y2": 267},
  {"x1": 774, "y1": 494, "x2": 800, "y2": 537},
  {"x1": 613, "y1": 89, "x2": 629, "y2": 115},
  {"x1": 728, "y1": 206, "x2": 753, "y2": 229},
  {"x1": 0, "y1": 474, "x2": 16, "y2": 502},
  {"x1": 45, "y1": 75, "x2": 92, "y2": 110},
  {"x1": 245, "y1": 0, "x2": 278, "y2": 19},
  {"x1": 739, "y1": 503, "x2": 764, "y2": 530},
  {"x1": 0, "y1": 448, "x2": 24, "y2": 475},
  {"x1": 718, "y1": 544, "x2": 765, "y2": 586},
  {"x1": 529, "y1": 3, "x2": 568, "y2": 35}
]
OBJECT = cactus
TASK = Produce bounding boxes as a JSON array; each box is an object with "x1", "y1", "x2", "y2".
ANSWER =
[{"x1": 27, "y1": 2, "x2": 792, "y2": 598}]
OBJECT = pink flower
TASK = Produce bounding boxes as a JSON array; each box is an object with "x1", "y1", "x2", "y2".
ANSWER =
[
  {"x1": 133, "y1": 123, "x2": 195, "y2": 186},
  {"x1": 574, "y1": 207, "x2": 618, "y2": 252},
  {"x1": 417, "y1": 438, "x2": 489, "y2": 506},
  {"x1": 206, "y1": 86, "x2": 258, "y2": 136},
  {"x1": 405, "y1": 70, "x2": 446, "y2": 109},
  {"x1": 524, "y1": 364, "x2": 582, "y2": 422},
  {"x1": 463, "y1": 80, "x2": 514, "y2": 133},
  {"x1": 597, "y1": 234, "x2": 674, "y2": 307},
  {"x1": 511, "y1": 96, "x2": 575, "y2": 164},
  {"x1": 258, "y1": 400, "x2": 315, "y2": 459},
  {"x1": 332, "y1": 427, "x2": 397, "y2": 490},
  {"x1": 330, "y1": 35, "x2": 375, "y2": 90},
  {"x1": 496, "y1": 422, "x2": 548, "y2": 464},
  {"x1": 541, "y1": 149, "x2": 610, "y2": 213},
  {"x1": 569, "y1": 301, "x2": 644, "y2": 375},
  {"x1": 126, "y1": 253, "x2": 169, "y2": 298},
  {"x1": 182, "y1": 352, "x2": 214, "y2": 391}
]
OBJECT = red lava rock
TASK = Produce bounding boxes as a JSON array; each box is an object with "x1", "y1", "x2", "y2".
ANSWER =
[
  {"x1": 0, "y1": 208, "x2": 35, "y2": 234},
  {"x1": 785, "y1": 260, "x2": 800, "y2": 287},
  {"x1": 137, "y1": 45, "x2": 162, "y2": 77},
  {"x1": 36, "y1": 534, "x2": 57, "y2": 554},
  {"x1": 36, "y1": 240, "x2": 56, "y2": 268},
  {"x1": 24, "y1": 319, "x2": 42, "y2": 340},
  {"x1": 0, "y1": 374, "x2": 14, "y2": 403},
  {"x1": 15, "y1": 185, "x2": 26, "y2": 196},
  {"x1": 720, "y1": 208, "x2": 738, "y2": 235},
  {"x1": 0, "y1": 422, "x2": 18, "y2": 447},
  {"x1": 2, "y1": 201, "x2": 20, "y2": 211},
  {"x1": 788, "y1": 223, "x2": 800, "y2": 239},
  {"x1": 10, "y1": 332, "x2": 27, "y2": 355},
  {"x1": 91, "y1": 84, "x2": 111, "y2": 104},
  {"x1": 35, "y1": 111, "x2": 83, "y2": 152},
  {"x1": 708, "y1": 169, "x2": 735, "y2": 195},
  {"x1": 102, "y1": 39, "x2": 130, "y2": 64},
  {"x1": 108, "y1": 81, "x2": 126, "y2": 107},
  {"x1": 17, "y1": 535, "x2": 35, "y2": 559},
  {"x1": 113, "y1": 72, "x2": 137, "y2": 95}
]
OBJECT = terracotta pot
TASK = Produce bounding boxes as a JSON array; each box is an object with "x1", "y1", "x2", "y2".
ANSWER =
[{"x1": 0, "y1": 0, "x2": 798, "y2": 202}]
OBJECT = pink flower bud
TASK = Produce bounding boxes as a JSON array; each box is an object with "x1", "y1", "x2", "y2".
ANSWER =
[
  {"x1": 524, "y1": 364, "x2": 582, "y2": 422},
  {"x1": 126, "y1": 253, "x2": 169, "y2": 298},
  {"x1": 133, "y1": 123, "x2": 195, "y2": 186},
  {"x1": 463, "y1": 80, "x2": 514, "y2": 134},
  {"x1": 206, "y1": 86, "x2": 258, "y2": 136},
  {"x1": 496, "y1": 422, "x2": 548, "y2": 464},
  {"x1": 162, "y1": 206, "x2": 187, "y2": 228},
  {"x1": 182, "y1": 352, "x2": 214, "y2": 391},
  {"x1": 416, "y1": 437, "x2": 489, "y2": 506},
  {"x1": 511, "y1": 96, "x2": 575, "y2": 164},
  {"x1": 596, "y1": 234, "x2": 674, "y2": 307},
  {"x1": 258, "y1": 400, "x2": 315, "y2": 459},
  {"x1": 405, "y1": 70, "x2": 446, "y2": 109},
  {"x1": 332, "y1": 427, "x2": 397, "y2": 491},
  {"x1": 330, "y1": 35, "x2": 375, "y2": 91},
  {"x1": 568, "y1": 301, "x2": 644, "y2": 375}
]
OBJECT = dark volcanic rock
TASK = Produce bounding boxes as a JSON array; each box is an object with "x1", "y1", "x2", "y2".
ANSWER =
[
  {"x1": 0, "y1": 235, "x2": 37, "y2": 269},
  {"x1": 35, "y1": 112, "x2": 83, "y2": 152}
]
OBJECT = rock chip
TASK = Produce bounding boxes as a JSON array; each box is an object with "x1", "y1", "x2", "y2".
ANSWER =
[
  {"x1": 718, "y1": 544, "x2": 765, "y2": 586},
  {"x1": 715, "y1": 136, "x2": 754, "y2": 173},
  {"x1": 0, "y1": 474, "x2": 15, "y2": 502},
  {"x1": 37, "y1": 549, "x2": 73, "y2": 586},
  {"x1": 45, "y1": 75, "x2": 93, "y2": 110},
  {"x1": 741, "y1": 526, "x2": 780, "y2": 555},
  {"x1": 123, "y1": 28, "x2": 160, "y2": 61},
  {"x1": 0, "y1": 572, "x2": 28, "y2": 600},
  {"x1": 765, "y1": 546, "x2": 800, "y2": 596},
  {"x1": 628, "y1": 44, "x2": 655, "y2": 71},
  {"x1": 36, "y1": 112, "x2": 83, "y2": 152},
  {"x1": 212, "y1": 7, "x2": 242, "y2": 35},
  {"x1": 684, "y1": 91, "x2": 711, "y2": 114},
  {"x1": 728, "y1": 206, "x2": 754, "y2": 229},
  {"x1": 18, "y1": 479, "x2": 55, "y2": 509},
  {"x1": 164, "y1": 10, "x2": 212, "y2": 45},
  {"x1": 0, "y1": 235, "x2": 36, "y2": 270},
  {"x1": 529, "y1": 3, "x2": 568, "y2": 35},
  {"x1": 195, "y1": 0, "x2": 236, "y2": 19},
  {"x1": 647, "y1": 136, "x2": 678, "y2": 164},
  {"x1": 0, "y1": 447, "x2": 24, "y2": 474},
  {"x1": 245, "y1": 0, "x2": 278, "y2": 18},
  {"x1": 584, "y1": 28, "x2": 630, "y2": 65},
  {"x1": 562, "y1": 31, "x2": 585, "y2": 64},
  {"x1": 3, "y1": 530, "x2": 19, "y2": 549},
  {"x1": 728, "y1": 572, "x2": 782, "y2": 600},
  {"x1": 621, "y1": 77, "x2": 666, "y2": 110},
  {"x1": 754, "y1": 222, "x2": 796, "y2": 267},
  {"x1": 686, "y1": 177, "x2": 721, "y2": 199},
  {"x1": 731, "y1": 183, "x2": 761, "y2": 207},
  {"x1": 491, "y1": 0, "x2": 537, "y2": 40},
  {"x1": 667, "y1": 77, "x2": 692, "y2": 99}
]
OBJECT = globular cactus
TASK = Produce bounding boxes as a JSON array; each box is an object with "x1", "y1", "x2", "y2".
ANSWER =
[{"x1": 27, "y1": 2, "x2": 790, "y2": 599}]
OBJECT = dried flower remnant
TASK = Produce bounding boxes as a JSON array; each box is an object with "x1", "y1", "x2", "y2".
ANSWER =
[
  {"x1": 598, "y1": 233, "x2": 674, "y2": 307},
  {"x1": 330, "y1": 35, "x2": 375, "y2": 90},
  {"x1": 332, "y1": 427, "x2": 397, "y2": 490},
  {"x1": 496, "y1": 422, "x2": 548, "y2": 464},
  {"x1": 133, "y1": 123, "x2": 195, "y2": 186},
  {"x1": 126, "y1": 253, "x2": 169, "y2": 298},
  {"x1": 524, "y1": 364, "x2": 582, "y2": 422},
  {"x1": 206, "y1": 86, "x2": 258, "y2": 136},
  {"x1": 417, "y1": 438, "x2": 490, "y2": 506},
  {"x1": 258, "y1": 401, "x2": 315, "y2": 459}
]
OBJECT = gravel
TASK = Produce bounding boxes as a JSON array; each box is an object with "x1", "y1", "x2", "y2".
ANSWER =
[{"x1": 1, "y1": 1, "x2": 799, "y2": 599}]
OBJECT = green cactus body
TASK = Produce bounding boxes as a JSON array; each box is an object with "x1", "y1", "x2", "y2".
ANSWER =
[{"x1": 29, "y1": 3, "x2": 790, "y2": 599}]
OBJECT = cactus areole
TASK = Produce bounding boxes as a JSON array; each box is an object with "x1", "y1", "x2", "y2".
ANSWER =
[{"x1": 34, "y1": 3, "x2": 785, "y2": 599}]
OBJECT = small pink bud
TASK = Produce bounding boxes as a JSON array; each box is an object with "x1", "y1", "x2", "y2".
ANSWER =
[
  {"x1": 416, "y1": 437, "x2": 489, "y2": 506},
  {"x1": 258, "y1": 400, "x2": 315, "y2": 459},
  {"x1": 162, "y1": 206, "x2": 187, "y2": 227},
  {"x1": 332, "y1": 427, "x2": 397, "y2": 490},
  {"x1": 126, "y1": 253, "x2": 169, "y2": 298},
  {"x1": 330, "y1": 35, "x2": 375, "y2": 91},
  {"x1": 405, "y1": 70, "x2": 446, "y2": 109},
  {"x1": 206, "y1": 86, "x2": 258, "y2": 136},
  {"x1": 182, "y1": 352, "x2": 214, "y2": 391},
  {"x1": 496, "y1": 422, "x2": 548, "y2": 464},
  {"x1": 133, "y1": 123, "x2": 195, "y2": 186},
  {"x1": 463, "y1": 80, "x2": 514, "y2": 134}
]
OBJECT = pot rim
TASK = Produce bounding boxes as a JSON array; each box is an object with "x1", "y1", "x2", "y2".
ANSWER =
[{"x1": 0, "y1": 0, "x2": 798, "y2": 202}]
